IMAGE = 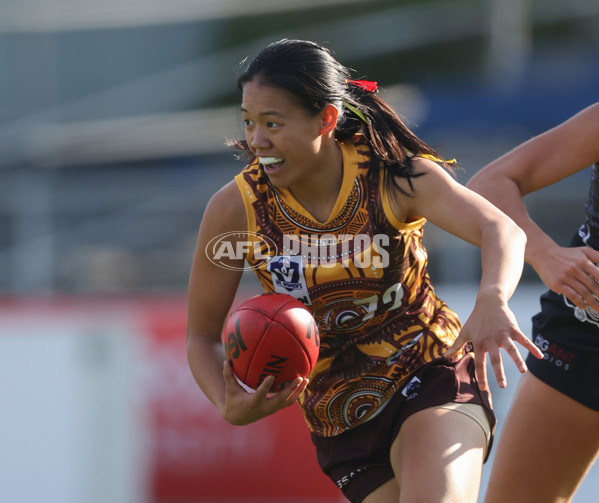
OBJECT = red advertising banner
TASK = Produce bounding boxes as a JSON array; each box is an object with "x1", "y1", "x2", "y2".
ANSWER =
[{"x1": 0, "y1": 296, "x2": 342, "y2": 503}]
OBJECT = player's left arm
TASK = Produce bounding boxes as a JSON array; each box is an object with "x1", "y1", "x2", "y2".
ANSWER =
[{"x1": 391, "y1": 159, "x2": 543, "y2": 390}]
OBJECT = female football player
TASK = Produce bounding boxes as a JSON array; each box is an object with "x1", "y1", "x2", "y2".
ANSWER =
[
  {"x1": 468, "y1": 102, "x2": 599, "y2": 503},
  {"x1": 187, "y1": 39, "x2": 542, "y2": 503}
]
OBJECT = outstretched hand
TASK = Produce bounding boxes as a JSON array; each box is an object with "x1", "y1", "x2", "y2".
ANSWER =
[
  {"x1": 533, "y1": 245, "x2": 599, "y2": 312},
  {"x1": 219, "y1": 361, "x2": 309, "y2": 426},
  {"x1": 444, "y1": 295, "x2": 544, "y2": 390}
]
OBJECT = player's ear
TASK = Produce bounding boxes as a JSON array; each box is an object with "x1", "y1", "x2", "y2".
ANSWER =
[{"x1": 319, "y1": 104, "x2": 339, "y2": 136}]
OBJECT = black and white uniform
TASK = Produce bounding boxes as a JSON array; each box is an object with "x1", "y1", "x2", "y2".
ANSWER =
[{"x1": 528, "y1": 162, "x2": 599, "y2": 410}]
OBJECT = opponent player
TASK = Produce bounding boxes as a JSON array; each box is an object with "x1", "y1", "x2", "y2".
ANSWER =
[
  {"x1": 186, "y1": 39, "x2": 542, "y2": 503},
  {"x1": 468, "y1": 102, "x2": 599, "y2": 503}
]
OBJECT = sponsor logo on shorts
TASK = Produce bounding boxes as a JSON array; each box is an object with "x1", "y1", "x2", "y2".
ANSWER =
[
  {"x1": 534, "y1": 334, "x2": 576, "y2": 371},
  {"x1": 336, "y1": 466, "x2": 367, "y2": 489},
  {"x1": 401, "y1": 376, "x2": 422, "y2": 400}
]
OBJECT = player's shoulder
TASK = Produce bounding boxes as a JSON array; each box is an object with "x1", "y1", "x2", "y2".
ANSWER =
[
  {"x1": 408, "y1": 156, "x2": 455, "y2": 190},
  {"x1": 383, "y1": 156, "x2": 454, "y2": 222},
  {"x1": 208, "y1": 179, "x2": 243, "y2": 205},
  {"x1": 203, "y1": 180, "x2": 246, "y2": 230}
]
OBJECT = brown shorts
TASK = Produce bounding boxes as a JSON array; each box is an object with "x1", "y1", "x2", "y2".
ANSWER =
[{"x1": 310, "y1": 353, "x2": 496, "y2": 503}]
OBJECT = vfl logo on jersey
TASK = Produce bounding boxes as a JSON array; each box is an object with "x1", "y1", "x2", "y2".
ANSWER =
[{"x1": 267, "y1": 256, "x2": 311, "y2": 305}]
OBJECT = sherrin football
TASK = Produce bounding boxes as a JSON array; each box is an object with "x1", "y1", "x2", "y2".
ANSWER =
[{"x1": 222, "y1": 293, "x2": 320, "y2": 392}]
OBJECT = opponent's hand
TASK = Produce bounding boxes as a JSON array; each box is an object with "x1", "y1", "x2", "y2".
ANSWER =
[
  {"x1": 532, "y1": 245, "x2": 599, "y2": 311},
  {"x1": 444, "y1": 294, "x2": 544, "y2": 391},
  {"x1": 219, "y1": 360, "x2": 309, "y2": 426}
]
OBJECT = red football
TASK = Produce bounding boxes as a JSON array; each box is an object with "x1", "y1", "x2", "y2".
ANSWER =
[{"x1": 222, "y1": 293, "x2": 320, "y2": 392}]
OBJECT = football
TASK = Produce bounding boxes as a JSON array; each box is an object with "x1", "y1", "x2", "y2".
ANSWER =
[{"x1": 222, "y1": 293, "x2": 320, "y2": 392}]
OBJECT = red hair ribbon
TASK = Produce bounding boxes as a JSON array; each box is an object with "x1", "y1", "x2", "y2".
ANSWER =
[{"x1": 346, "y1": 79, "x2": 378, "y2": 93}]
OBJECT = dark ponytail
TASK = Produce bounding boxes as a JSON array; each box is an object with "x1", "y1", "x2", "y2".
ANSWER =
[{"x1": 341, "y1": 84, "x2": 457, "y2": 194}]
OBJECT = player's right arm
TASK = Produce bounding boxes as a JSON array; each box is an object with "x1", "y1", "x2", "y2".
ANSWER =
[
  {"x1": 467, "y1": 102, "x2": 599, "y2": 311},
  {"x1": 186, "y1": 181, "x2": 307, "y2": 426}
]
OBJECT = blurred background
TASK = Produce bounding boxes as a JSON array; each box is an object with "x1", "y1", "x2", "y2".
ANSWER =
[{"x1": 0, "y1": 0, "x2": 597, "y2": 501}]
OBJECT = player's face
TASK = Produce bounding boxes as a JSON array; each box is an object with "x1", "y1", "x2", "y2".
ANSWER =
[{"x1": 241, "y1": 80, "x2": 327, "y2": 188}]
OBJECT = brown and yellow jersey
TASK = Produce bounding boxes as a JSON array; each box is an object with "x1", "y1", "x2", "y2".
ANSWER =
[{"x1": 234, "y1": 134, "x2": 462, "y2": 436}]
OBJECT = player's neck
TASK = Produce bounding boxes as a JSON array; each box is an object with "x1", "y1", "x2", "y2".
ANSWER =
[{"x1": 288, "y1": 142, "x2": 343, "y2": 223}]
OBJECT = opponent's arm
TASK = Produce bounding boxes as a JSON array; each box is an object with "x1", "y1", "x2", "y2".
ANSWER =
[{"x1": 468, "y1": 102, "x2": 599, "y2": 310}]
